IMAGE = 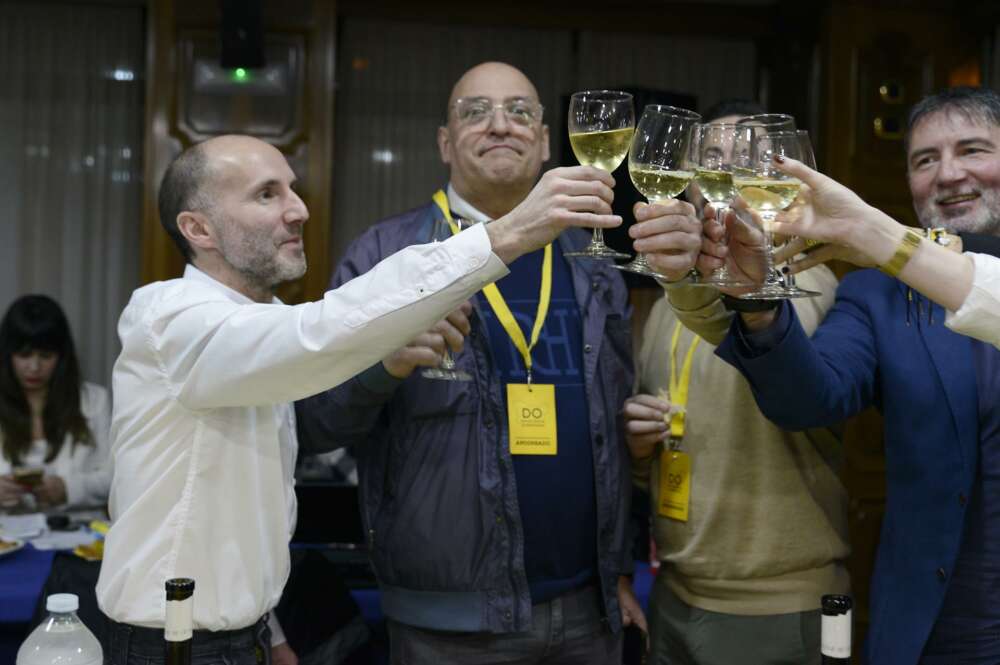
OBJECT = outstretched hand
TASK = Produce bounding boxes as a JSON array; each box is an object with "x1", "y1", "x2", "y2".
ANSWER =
[
  {"x1": 768, "y1": 156, "x2": 902, "y2": 272},
  {"x1": 488, "y1": 166, "x2": 622, "y2": 264}
]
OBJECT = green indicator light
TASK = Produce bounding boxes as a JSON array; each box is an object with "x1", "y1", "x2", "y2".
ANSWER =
[{"x1": 233, "y1": 68, "x2": 249, "y2": 82}]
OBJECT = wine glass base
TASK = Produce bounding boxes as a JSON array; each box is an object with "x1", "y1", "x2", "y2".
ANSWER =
[
  {"x1": 421, "y1": 367, "x2": 473, "y2": 381},
  {"x1": 612, "y1": 261, "x2": 668, "y2": 280},
  {"x1": 738, "y1": 285, "x2": 822, "y2": 300},
  {"x1": 564, "y1": 245, "x2": 631, "y2": 260},
  {"x1": 698, "y1": 275, "x2": 758, "y2": 288}
]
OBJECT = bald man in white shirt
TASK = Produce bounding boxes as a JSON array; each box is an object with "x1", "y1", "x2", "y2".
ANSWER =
[{"x1": 96, "y1": 135, "x2": 623, "y2": 665}]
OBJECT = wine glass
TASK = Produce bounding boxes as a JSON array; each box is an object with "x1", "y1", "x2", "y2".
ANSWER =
[
  {"x1": 797, "y1": 129, "x2": 817, "y2": 170},
  {"x1": 616, "y1": 105, "x2": 700, "y2": 279},
  {"x1": 688, "y1": 122, "x2": 754, "y2": 287},
  {"x1": 421, "y1": 215, "x2": 472, "y2": 381},
  {"x1": 564, "y1": 90, "x2": 635, "y2": 259},
  {"x1": 731, "y1": 127, "x2": 820, "y2": 299},
  {"x1": 738, "y1": 113, "x2": 796, "y2": 132}
]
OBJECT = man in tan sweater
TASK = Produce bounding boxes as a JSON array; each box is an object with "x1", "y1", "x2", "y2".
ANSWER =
[
  {"x1": 626, "y1": 264, "x2": 849, "y2": 665},
  {"x1": 624, "y1": 101, "x2": 850, "y2": 665}
]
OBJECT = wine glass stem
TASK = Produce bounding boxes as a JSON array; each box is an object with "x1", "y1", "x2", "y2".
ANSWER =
[
  {"x1": 762, "y1": 215, "x2": 779, "y2": 285},
  {"x1": 591, "y1": 227, "x2": 605, "y2": 247},
  {"x1": 441, "y1": 350, "x2": 456, "y2": 370}
]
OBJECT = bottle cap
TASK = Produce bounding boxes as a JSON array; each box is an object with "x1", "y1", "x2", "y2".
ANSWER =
[
  {"x1": 165, "y1": 578, "x2": 195, "y2": 601},
  {"x1": 822, "y1": 594, "x2": 853, "y2": 616},
  {"x1": 46, "y1": 593, "x2": 79, "y2": 613}
]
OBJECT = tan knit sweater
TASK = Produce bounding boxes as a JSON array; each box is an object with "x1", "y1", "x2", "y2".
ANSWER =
[{"x1": 634, "y1": 266, "x2": 850, "y2": 615}]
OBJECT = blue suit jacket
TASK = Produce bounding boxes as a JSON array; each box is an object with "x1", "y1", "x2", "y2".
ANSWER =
[{"x1": 717, "y1": 268, "x2": 979, "y2": 665}]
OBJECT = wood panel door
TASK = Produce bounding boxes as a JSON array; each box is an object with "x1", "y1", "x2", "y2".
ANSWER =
[{"x1": 141, "y1": 0, "x2": 335, "y2": 304}]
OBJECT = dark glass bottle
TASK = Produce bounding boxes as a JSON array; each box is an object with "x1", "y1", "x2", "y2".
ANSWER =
[
  {"x1": 164, "y1": 578, "x2": 195, "y2": 665},
  {"x1": 821, "y1": 594, "x2": 853, "y2": 664}
]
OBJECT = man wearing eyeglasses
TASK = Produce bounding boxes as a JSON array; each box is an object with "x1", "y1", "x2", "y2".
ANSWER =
[{"x1": 296, "y1": 62, "x2": 700, "y2": 663}]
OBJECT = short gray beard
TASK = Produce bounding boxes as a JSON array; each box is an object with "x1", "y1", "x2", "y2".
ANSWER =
[
  {"x1": 214, "y1": 217, "x2": 307, "y2": 292},
  {"x1": 916, "y1": 188, "x2": 1000, "y2": 236}
]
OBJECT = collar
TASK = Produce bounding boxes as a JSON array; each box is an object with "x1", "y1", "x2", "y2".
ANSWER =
[
  {"x1": 446, "y1": 183, "x2": 492, "y2": 226},
  {"x1": 183, "y1": 264, "x2": 282, "y2": 305}
]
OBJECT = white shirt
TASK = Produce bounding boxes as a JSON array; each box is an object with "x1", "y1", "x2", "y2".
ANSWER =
[
  {"x1": 0, "y1": 382, "x2": 111, "y2": 510},
  {"x1": 946, "y1": 251, "x2": 1000, "y2": 348},
  {"x1": 96, "y1": 223, "x2": 507, "y2": 631}
]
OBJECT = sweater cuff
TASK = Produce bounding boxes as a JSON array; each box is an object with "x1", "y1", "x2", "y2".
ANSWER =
[
  {"x1": 356, "y1": 362, "x2": 405, "y2": 396},
  {"x1": 62, "y1": 473, "x2": 83, "y2": 509}
]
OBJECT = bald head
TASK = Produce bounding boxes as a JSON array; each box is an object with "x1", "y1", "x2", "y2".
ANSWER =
[{"x1": 447, "y1": 62, "x2": 540, "y2": 112}]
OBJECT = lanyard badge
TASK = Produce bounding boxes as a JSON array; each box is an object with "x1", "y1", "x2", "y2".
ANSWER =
[
  {"x1": 657, "y1": 322, "x2": 701, "y2": 521},
  {"x1": 432, "y1": 190, "x2": 558, "y2": 455}
]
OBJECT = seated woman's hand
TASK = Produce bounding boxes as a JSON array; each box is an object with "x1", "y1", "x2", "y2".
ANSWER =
[{"x1": 32, "y1": 474, "x2": 67, "y2": 508}]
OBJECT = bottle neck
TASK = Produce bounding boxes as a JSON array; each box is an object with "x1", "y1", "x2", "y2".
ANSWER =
[{"x1": 44, "y1": 611, "x2": 82, "y2": 632}]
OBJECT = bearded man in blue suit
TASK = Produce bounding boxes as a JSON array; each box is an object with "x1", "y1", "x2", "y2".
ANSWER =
[{"x1": 715, "y1": 86, "x2": 1000, "y2": 664}]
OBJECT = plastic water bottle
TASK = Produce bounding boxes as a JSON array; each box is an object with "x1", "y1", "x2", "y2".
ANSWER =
[{"x1": 16, "y1": 594, "x2": 103, "y2": 665}]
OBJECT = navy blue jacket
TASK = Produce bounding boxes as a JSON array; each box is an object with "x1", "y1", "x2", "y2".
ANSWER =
[
  {"x1": 296, "y1": 201, "x2": 635, "y2": 634},
  {"x1": 718, "y1": 268, "x2": 979, "y2": 665}
]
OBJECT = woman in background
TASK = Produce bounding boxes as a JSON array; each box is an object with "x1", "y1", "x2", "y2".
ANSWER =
[{"x1": 0, "y1": 295, "x2": 110, "y2": 512}]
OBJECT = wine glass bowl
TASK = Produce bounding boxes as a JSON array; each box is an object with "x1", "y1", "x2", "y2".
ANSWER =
[{"x1": 689, "y1": 122, "x2": 755, "y2": 288}]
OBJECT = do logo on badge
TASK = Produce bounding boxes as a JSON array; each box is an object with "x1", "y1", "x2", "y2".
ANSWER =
[{"x1": 521, "y1": 407, "x2": 544, "y2": 420}]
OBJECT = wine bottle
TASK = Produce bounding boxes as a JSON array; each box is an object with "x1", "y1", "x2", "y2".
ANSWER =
[
  {"x1": 165, "y1": 578, "x2": 195, "y2": 665},
  {"x1": 821, "y1": 594, "x2": 852, "y2": 664}
]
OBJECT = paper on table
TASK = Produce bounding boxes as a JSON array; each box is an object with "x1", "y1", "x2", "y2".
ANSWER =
[
  {"x1": 31, "y1": 527, "x2": 98, "y2": 551},
  {"x1": 0, "y1": 513, "x2": 47, "y2": 539}
]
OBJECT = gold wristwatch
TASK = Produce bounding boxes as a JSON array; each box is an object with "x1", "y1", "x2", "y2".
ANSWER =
[{"x1": 879, "y1": 228, "x2": 923, "y2": 277}]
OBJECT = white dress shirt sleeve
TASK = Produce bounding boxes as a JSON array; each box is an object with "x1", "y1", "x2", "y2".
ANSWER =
[
  {"x1": 148, "y1": 223, "x2": 507, "y2": 409},
  {"x1": 945, "y1": 252, "x2": 1000, "y2": 349}
]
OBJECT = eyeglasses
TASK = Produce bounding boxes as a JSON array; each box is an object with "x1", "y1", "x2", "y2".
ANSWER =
[{"x1": 452, "y1": 97, "x2": 544, "y2": 127}]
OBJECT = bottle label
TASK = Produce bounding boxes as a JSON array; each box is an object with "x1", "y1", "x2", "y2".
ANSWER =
[
  {"x1": 165, "y1": 597, "x2": 193, "y2": 642},
  {"x1": 821, "y1": 610, "x2": 852, "y2": 658}
]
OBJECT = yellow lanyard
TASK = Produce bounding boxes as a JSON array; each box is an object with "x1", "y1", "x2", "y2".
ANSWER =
[
  {"x1": 668, "y1": 321, "x2": 701, "y2": 440},
  {"x1": 432, "y1": 190, "x2": 552, "y2": 385}
]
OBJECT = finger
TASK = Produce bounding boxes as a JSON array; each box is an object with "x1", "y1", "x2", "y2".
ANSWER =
[
  {"x1": 557, "y1": 165, "x2": 616, "y2": 188},
  {"x1": 785, "y1": 246, "x2": 839, "y2": 274},
  {"x1": 626, "y1": 394, "x2": 672, "y2": 411},
  {"x1": 772, "y1": 155, "x2": 825, "y2": 190},
  {"x1": 398, "y1": 347, "x2": 444, "y2": 368},
  {"x1": 560, "y1": 178, "x2": 616, "y2": 203},
  {"x1": 635, "y1": 610, "x2": 649, "y2": 636},
  {"x1": 563, "y1": 195, "x2": 616, "y2": 214},
  {"x1": 634, "y1": 199, "x2": 695, "y2": 222},
  {"x1": 646, "y1": 252, "x2": 698, "y2": 276},
  {"x1": 443, "y1": 308, "x2": 472, "y2": 337},
  {"x1": 561, "y1": 212, "x2": 623, "y2": 229},
  {"x1": 773, "y1": 237, "x2": 808, "y2": 263},
  {"x1": 634, "y1": 231, "x2": 702, "y2": 255},
  {"x1": 626, "y1": 419, "x2": 670, "y2": 436},
  {"x1": 630, "y1": 215, "x2": 701, "y2": 240},
  {"x1": 411, "y1": 332, "x2": 447, "y2": 355},
  {"x1": 434, "y1": 320, "x2": 466, "y2": 353}
]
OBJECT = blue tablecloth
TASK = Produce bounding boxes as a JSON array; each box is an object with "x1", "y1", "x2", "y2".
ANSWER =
[{"x1": 0, "y1": 544, "x2": 55, "y2": 623}]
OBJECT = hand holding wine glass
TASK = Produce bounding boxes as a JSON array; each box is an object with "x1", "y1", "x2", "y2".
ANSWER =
[
  {"x1": 617, "y1": 105, "x2": 700, "y2": 279},
  {"x1": 731, "y1": 127, "x2": 819, "y2": 299},
  {"x1": 564, "y1": 90, "x2": 635, "y2": 259}
]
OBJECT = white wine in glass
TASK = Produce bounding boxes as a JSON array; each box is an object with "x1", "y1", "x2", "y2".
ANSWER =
[
  {"x1": 688, "y1": 122, "x2": 752, "y2": 287},
  {"x1": 565, "y1": 90, "x2": 635, "y2": 259},
  {"x1": 618, "y1": 104, "x2": 700, "y2": 279},
  {"x1": 732, "y1": 127, "x2": 819, "y2": 299}
]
